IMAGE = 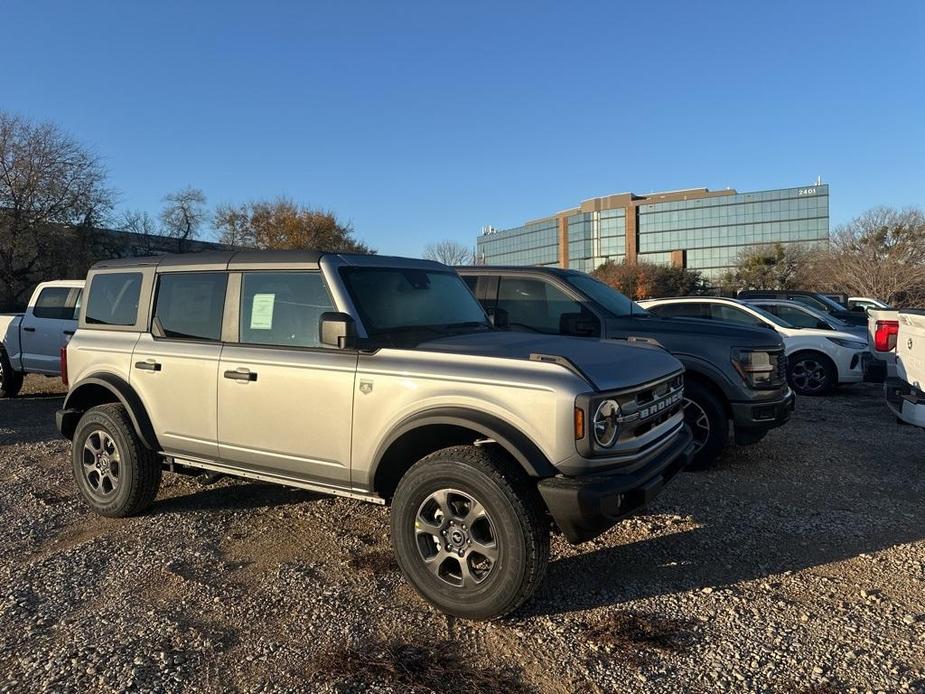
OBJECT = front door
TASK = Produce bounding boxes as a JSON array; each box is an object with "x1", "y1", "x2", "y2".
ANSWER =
[
  {"x1": 21, "y1": 285, "x2": 81, "y2": 373},
  {"x1": 217, "y1": 270, "x2": 356, "y2": 487},
  {"x1": 130, "y1": 272, "x2": 228, "y2": 459}
]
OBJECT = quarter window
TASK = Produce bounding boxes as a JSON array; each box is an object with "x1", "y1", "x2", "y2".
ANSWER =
[
  {"x1": 240, "y1": 272, "x2": 334, "y2": 348},
  {"x1": 85, "y1": 273, "x2": 143, "y2": 326},
  {"x1": 153, "y1": 273, "x2": 228, "y2": 341}
]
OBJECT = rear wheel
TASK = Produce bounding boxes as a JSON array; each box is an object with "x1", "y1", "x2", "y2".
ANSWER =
[
  {"x1": 391, "y1": 445, "x2": 549, "y2": 620},
  {"x1": 0, "y1": 348, "x2": 23, "y2": 398},
  {"x1": 788, "y1": 351, "x2": 836, "y2": 396},
  {"x1": 71, "y1": 403, "x2": 162, "y2": 517},
  {"x1": 682, "y1": 380, "x2": 729, "y2": 470}
]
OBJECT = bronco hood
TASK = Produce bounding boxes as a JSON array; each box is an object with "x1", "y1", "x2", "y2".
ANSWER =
[{"x1": 417, "y1": 331, "x2": 683, "y2": 391}]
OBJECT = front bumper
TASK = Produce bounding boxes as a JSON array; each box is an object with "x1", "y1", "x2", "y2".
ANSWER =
[
  {"x1": 729, "y1": 389, "x2": 795, "y2": 443},
  {"x1": 537, "y1": 425, "x2": 694, "y2": 544},
  {"x1": 885, "y1": 377, "x2": 925, "y2": 428}
]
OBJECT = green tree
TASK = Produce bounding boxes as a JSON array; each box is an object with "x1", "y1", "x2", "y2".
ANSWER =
[{"x1": 721, "y1": 243, "x2": 811, "y2": 292}]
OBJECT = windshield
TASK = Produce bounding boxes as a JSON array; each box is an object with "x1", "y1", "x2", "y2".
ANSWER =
[
  {"x1": 814, "y1": 294, "x2": 849, "y2": 312},
  {"x1": 340, "y1": 267, "x2": 490, "y2": 338},
  {"x1": 566, "y1": 274, "x2": 647, "y2": 317}
]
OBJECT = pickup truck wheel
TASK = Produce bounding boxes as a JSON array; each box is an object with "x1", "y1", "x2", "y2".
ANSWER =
[
  {"x1": 0, "y1": 349, "x2": 23, "y2": 398},
  {"x1": 391, "y1": 445, "x2": 549, "y2": 620},
  {"x1": 682, "y1": 380, "x2": 729, "y2": 471},
  {"x1": 788, "y1": 351, "x2": 836, "y2": 396},
  {"x1": 71, "y1": 403, "x2": 162, "y2": 517}
]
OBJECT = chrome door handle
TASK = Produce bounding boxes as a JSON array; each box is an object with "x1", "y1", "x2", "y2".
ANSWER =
[
  {"x1": 135, "y1": 361, "x2": 162, "y2": 372},
  {"x1": 224, "y1": 369, "x2": 257, "y2": 382}
]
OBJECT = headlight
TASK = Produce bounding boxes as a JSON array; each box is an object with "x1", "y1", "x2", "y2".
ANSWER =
[
  {"x1": 592, "y1": 399, "x2": 621, "y2": 447},
  {"x1": 732, "y1": 348, "x2": 783, "y2": 389},
  {"x1": 826, "y1": 336, "x2": 867, "y2": 349}
]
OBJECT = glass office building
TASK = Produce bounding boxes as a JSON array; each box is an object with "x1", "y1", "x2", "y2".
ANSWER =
[{"x1": 476, "y1": 184, "x2": 829, "y2": 282}]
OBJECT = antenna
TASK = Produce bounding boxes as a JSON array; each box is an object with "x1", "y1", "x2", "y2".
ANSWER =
[{"x1": 816, "y1": 175, "x2": 822, "y2": 186}]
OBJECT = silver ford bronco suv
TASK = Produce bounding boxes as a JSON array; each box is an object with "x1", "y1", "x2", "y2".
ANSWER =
[{"x1": 57, "y1": 251, "x2": 693, "y2": 619}]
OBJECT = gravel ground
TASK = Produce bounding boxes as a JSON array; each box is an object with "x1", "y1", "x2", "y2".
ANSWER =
[{"x1": 0, "y1": 375, "x2": 923, "y2": 693}]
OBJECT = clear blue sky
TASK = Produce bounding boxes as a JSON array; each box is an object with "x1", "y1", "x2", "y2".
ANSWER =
[{"x1": 2, "y1": 1, "x2": 922, "y2": 255}]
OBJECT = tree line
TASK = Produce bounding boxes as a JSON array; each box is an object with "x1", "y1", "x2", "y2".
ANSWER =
[{"x1": 0, "y1": 111, "x2": 372, "y2": 309}]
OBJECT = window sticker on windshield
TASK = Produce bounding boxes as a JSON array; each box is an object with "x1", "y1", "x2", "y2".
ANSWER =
[{"x1": 250, "y1": 293, "x2": 275, "y2": 330}]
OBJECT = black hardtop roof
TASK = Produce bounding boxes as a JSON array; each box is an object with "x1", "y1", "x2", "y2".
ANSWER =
[{"x1": 90, "y1": 250, "x2": 446, "y2": 272}]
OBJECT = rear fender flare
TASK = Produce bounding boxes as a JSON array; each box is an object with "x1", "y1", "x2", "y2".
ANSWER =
[{"x1": 62, "y1": 373, "x2": 160, "y2": 450}]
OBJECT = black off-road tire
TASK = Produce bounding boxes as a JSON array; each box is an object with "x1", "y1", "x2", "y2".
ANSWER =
[
  {"x1": 391, "y1": 445, "x2": 549, "y2": 620},
  {"x1": 71, "y1": 403, "x2": 162, "y2": 517},
  {"x1": 0, "y1": 347, "x2": 23, "y2": 398},
  {"x1": 683, "y1": 380, "x2": 730, "y2": 471}
]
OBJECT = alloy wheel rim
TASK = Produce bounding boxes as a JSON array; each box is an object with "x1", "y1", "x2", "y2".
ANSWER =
[
  {"x1": 82, "y1": 430, "x2": 121, "y2": 499},
  {"x1": 682, "y1": 398, "x2": 711, "y2": 454},
  {"x1": 414, "y1": 488, "x2": 498, "y2": 589},
  {"x1": 791, "y1": 358, "x2": 827, "y2": 393}
]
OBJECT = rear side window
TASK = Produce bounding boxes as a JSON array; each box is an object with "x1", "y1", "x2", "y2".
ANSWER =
[
  {"x1": 33, "y1": 287, "x2": 82, "y2": 320},
  {"x1": 86, "y1": 273, "x2": 143, "y2": 326},
  {"x1": 153, "y1": 273, "x2": 228, "y2": 341},
  {"x1": 239, "y1": 271, "x2": 334, "y2": 348}
]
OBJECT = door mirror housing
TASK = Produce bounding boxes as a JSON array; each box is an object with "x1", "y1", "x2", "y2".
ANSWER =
[{"x1": 319, "y1": 312, "x2": 357, "y2": 349}]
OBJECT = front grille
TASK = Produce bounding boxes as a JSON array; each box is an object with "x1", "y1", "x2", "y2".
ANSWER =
[
  {"x1": 613, "y1": 373, "x2": 684, "y2": 443},
  {"x1": 774, "y1": 350, "x2": 788, "y2": 385}
]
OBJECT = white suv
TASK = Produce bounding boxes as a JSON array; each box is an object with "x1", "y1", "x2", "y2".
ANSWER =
[{"x1": 640, "y1": 296, "x2": 868, "y2": 396}]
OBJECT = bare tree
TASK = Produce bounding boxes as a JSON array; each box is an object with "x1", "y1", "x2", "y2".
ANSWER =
[
  {"x1": 423, "y1": 240, "x2": 473, "y2": 266},
  {"x1": 0, "y1": 112, "x2": 113, "y2": 308},
  {"x1": 214, "y1": 197, "x2": 372, "y2": 253},
  {"x1": 160, "y1": 186, "x2": 208, "y2": 252},
  {"x1": 720, "y1": 243, "x2": 816, "y2": 292},
  {"x1": 813, "y1": 207, "x2": 925, "y2": 306}
]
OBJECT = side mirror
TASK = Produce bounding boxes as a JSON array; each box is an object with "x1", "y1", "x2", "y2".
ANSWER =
[
  {"x1": 319, "y1": 312, "x2": 356, "y2": 349},
  {"x1": 487, "y1": 306, "x2": 509, "y2": 329}
]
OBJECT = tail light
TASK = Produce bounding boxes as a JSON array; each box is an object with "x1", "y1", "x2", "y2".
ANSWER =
[
  {"x1": 60, "y1": 345, "x2": 69, "y2": 387},
  {"x1": 874, "y1": 320, "x2": 899, "y2": 352}
]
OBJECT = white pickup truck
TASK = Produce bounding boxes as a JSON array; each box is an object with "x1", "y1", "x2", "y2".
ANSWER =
[
  {"x1": 887, "y1": 309, "x2": 925, "y2": 429},
  {"x1": 0, "y1": 280, "x2": 84, "y2": 397}
]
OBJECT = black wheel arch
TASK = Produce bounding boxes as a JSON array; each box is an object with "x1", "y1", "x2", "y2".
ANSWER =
[
  {"x1": 60, "y1": 373, "x2": 160, "y2": 450},
  {"x1": 371, "y1": 407, "x2": 557, "y2": 500}
]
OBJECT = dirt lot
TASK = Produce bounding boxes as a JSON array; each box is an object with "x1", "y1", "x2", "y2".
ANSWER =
[{"x1": 0, "y1": 375, "x2": 923, "y2": 693}]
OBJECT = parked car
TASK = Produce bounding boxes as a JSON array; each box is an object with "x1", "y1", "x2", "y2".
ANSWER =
[
  {"x1": 848, "y1": 296, "x2": 892, "y2": 313},
  {"x1": 458, "y1": 266, "x2": 793, "y2": 470},
  {"x1": 56, "y1": 251, "x2": 694, "y2": 619},
  {"x1": 640, "y1": 296, "x2": 868, "y2": 396},
  {"x1": 886, "y1": 309, "x2": 925, "y2": 428},
  {"x1": 0, "y1": 280, "x2": 84, "y2": 397},
  {"x1": 737, "y1": 290, "x2": 868, "y2": 326},
  {"x1": 742, "y1": 298, "x2": 868, "y2": 340},
  {"x1": 864, "y1": 309, "x2": 899, "y2": 383}
]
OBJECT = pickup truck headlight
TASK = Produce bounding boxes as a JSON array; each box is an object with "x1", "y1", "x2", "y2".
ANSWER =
[
  {"x1": 826, "y1": 336, "x2": 867, "y2": 350},
  {"x1": 732, "y1": 348, "x2": 784, "y2": 389},
  {"x1": 592, "y1": 399, "x2": 621, "y2": 447}
]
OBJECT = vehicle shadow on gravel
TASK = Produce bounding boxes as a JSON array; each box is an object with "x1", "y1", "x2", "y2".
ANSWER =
[
  {"x1": 152, "y1": 481, "x2": 324, "y2": 514},
  {"x1": 0, "y1": 395, "x2": 65, "y2": 446}
]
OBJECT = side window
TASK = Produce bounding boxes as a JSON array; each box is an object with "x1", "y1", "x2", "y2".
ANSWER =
[
  {"x1": 240, "y1": 272, "x2": 334, "y2": 348},
  {"x1": 497, "y1": 277, "x2": 591, "y2": 335},
  {"x1": 650, "y1": 303, "x2": 709, "y2": 319},
  {"x1": 85, "y1": 273, "x2": 143, "y2": 326},
  {"x1": 153, "y1": 272, "x2": 228, "y2": 341},
  {"x1": 776, "y1": 305, "x2": 818, "y2": 329},
  {"x1": 462, "y1": 276, "x2": 479, "y2": 294},
  {"x1": 789, "y1": 295, "x2": 827, "y2": 312},
  {"x1": 710, "y1": 304, "x2": 764, "y2": 326},
  {"x1": 33, "y1": 287, "x2": 80, "y2": 320}
]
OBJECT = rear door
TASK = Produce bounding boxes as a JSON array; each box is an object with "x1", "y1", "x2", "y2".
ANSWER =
[
  {"x1": 217, "y1": 270, "x2": 356, "y2": 487},
  {"x1": 131, "y1": 272, "x2": 227, "y2": 459},
  {"x1": 20, "y1": 285, "x2": 82, "y2": 373}
]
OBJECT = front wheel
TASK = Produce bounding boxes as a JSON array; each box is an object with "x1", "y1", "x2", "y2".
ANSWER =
[
  {"x1": 391, "y1": 445, "x2": 549, "y2": 620},
  {"x1": 0, "y1": 348, "x2": 23, "y2": 398},
  {"x1": 682, "y1": 380, "x2": 729, "y2": 471},
  {"x1": 788, "y1": 352, "x2": 836, "y2": 396}
]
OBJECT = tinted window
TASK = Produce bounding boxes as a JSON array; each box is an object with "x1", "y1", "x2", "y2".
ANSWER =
[
  {"x1": 773, "y1": 305, "x2": 825, "y2": 329},
  {"x1": 710, "y1": 304, "x2": 765, "y2": 326},
  {"x1": 462, "y1": 276, "x2": 479, "y2": 293},
  {"x1": 240, "y1": 272, "x2": 334, "y2": 348},
  {"x1": 566, "y1": 274, "x2": 645, "y2": 317},
  {"x1": 497, "y1": 277, "x2": 592, "y2": 335},
  {"x1": 86, "y1": 273, "x2": 143, "y2": 326},
  {"x1": 33, "y1": 287, "x2": 81, "y2": 320},
  {"x1": 153, "y1": 273, "x2": 227, "y2": 341},
  {"x1": 789, "y1": 295, "x2": 829, "y2": 312},
  {"x1": 648, "y1": 302, "x2": 709, "y2": 319}
]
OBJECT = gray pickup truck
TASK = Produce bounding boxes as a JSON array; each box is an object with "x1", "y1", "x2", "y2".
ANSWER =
[
  {"x1": 459, "y1": 266, "x2": 793, "y2": 468},
  {"x1": 57, "y1": 251, "x2": 694, "y2": 619}
]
